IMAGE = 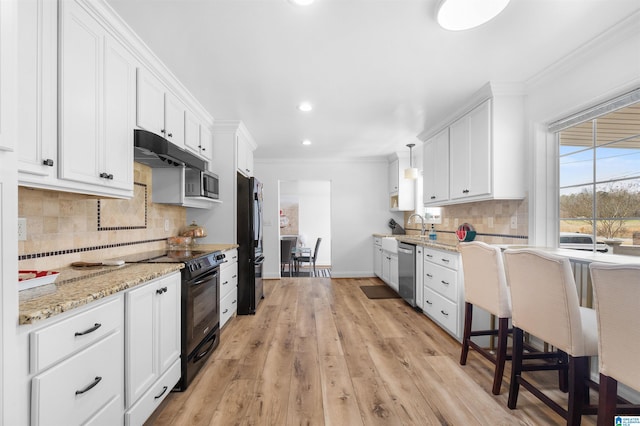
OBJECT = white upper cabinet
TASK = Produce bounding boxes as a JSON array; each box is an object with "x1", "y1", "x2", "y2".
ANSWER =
[
  {"x1": 0, "y1": 0, "x2": 17, "y2": 152},
  {"x1": 185, "y1": 110, "x2": 212, "y2": 162},
  {"x1": 388, "y1": 153, "x2": 415, "y2": 211},
  {"x1": 17, "y1": 0, "x2": 57, "y2": 179},
  {"x1": 199, "y1": 125, "x2": 213, "y2": 164},
  {"x1": 236, "y1": 129, "x2": 255, "y2": 177},
  {"x1": 164, "y1": 92, "x2": 186, "y2": 148},
  {"x1": 449, "y1": 99, "x2": 491, "y2": 200},
  {"x1": 423, "y1": 128, "x2": 449, "y2": 204},
  {"x1": 422, "y1": 83, "x2": 525, "y2": 206},
  {"x1": 57, "y1": 0, "x2": 135, "y2": 197},
  {"x1": 136, "y1": 67, "x2": 166, "y2": 139}
]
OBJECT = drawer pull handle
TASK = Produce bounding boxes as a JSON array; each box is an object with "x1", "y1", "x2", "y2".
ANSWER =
[
  {"x1": 426, "y1": 273, "x2": 433, "y2": 278},
  {"x1": 440, "y1": 310, "x2": 449, "y2": 317},
  {"x1": 426, "y1": 300, "x2": 433, "y2": 305},
  {"x1": 441, "y1": 258, "x2": 450, "y2": 263},
  {"x1": 154, "y1": 386, "x2": 169, "y2": 400},
  {"x1": 232, "y1": 275, "x2": 237, "y2": 279},
  {"x1": 441, "y1": 280, "x2": 449, "y2": 286},
  {"x1": 156, "y1": 287, "x2": 167, "y2": 294},
  {"x1": 223, "y1": 308, "x2": 229, "y2": 314},
  {"x1": 42, "y1": 158, "x2": 54, "y2": 167},
  {"x1": 232, "y1": 299, "x2": 236, "y2": 304},
  {"x1": 426, "y1": 254, "x2": 433, "y2": 258},
  {"x1": 75, "y1": 376, "x2": 102, "y2": 395},
  {"x1": 222, "y1": 281, "x2": 229, "y2": 285},
  {"x1": 430, "y1": 195, "x2": 436, "y2": 199},
  {"x1": 75, "y1": 323, "x2": 101, "y2": 336}
]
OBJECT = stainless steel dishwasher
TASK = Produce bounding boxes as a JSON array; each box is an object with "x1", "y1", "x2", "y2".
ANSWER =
[{"x1": 398, "y1": 242, "x2": 416, "y2": 307}]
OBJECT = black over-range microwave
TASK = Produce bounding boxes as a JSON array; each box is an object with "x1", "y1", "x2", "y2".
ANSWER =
[{"x1": 185, "y1": 168, "x2": 219, "y2": 200}]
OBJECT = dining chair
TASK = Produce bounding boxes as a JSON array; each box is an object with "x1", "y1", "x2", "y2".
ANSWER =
[
  {"x1": 589, "y1": 263, "x2": 640, "y2": 426},
  {"x1": 503, "y1": 248, "x2": 598, "y2": 425},
  {"x1": 459, "y1": 241, "x2": 512, "y2": 395},
  {"x1": 295, "y1": 237, "x2": 322, "y2": 276},
  {"x1": 280, "y1": 238, "x2": 295, "y2": 277}
]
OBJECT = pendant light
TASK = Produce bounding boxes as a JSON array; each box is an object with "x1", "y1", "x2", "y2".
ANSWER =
[
  {"x1": 404, "y1": 143, "x2": 418, "y2": 179},
  {"x1": 437, "y1": 0, "x2": 510, "y2": 31}
]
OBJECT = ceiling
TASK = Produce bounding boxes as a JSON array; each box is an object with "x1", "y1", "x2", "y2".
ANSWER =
[{"x1": 107, "y1": 0, "x2": 640, "y2": 161}]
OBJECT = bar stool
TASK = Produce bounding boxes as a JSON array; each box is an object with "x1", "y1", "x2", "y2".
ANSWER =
[
  {"x1": 503, "y1": 249, "x2": 598, "y2": 425},
  {"x1": 459, "y1": 241, "x2": 512, "y2": 395},
  {"x1": 589, "y1": 263, "x2": 640, "y2": 426}
]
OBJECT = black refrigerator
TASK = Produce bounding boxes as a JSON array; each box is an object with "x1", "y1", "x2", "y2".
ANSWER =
[{"x1": 237, "y1": 173, "x2": 265, "y2": 314}]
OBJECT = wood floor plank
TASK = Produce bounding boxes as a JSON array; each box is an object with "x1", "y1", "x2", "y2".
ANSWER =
[
  {"x1": 318, "y1": 355, "x2": 363, "y2": 426},
  {"x1": 207, "y1": 378, "x2": 257, "y2": 426},
  {"x1": 286, "y1": 349, "x2": 324, "y2": 426},
  {"x1": 314, "y1": 297, "x2": 344, "y2": 357},
  {"x1": 351, "y1": 376, "x2": 403, "y2": 426}
]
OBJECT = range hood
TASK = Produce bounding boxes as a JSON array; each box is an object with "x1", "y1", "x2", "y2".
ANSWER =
[{"x1": 134, "y1": 129, "x2": 206, "y2": 171}]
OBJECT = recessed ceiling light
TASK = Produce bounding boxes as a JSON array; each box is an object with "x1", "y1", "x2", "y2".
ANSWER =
[
  {"x1": 302, "y1": 139, "x2": 312, "y2": 146},
  {"x1": 437, "y1": 0, "x2": 510, "y2": 31},
  {"x1": 297, "y1": 102, "x2": 313, "y2": 112},
  {"x1": 289, "y1": 0, "x2": 314, "y2": 6}
]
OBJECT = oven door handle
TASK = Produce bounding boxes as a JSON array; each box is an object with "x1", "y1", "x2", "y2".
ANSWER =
[
  {"x1": 254, "y1": 255, "x2": 265, "y2": 265},
  {"x1": 194, "y1": 334, "x2": 218, "y2": 362},
  {"x1": 189, "y1": 269, "x2": 219, "y2": 287}
]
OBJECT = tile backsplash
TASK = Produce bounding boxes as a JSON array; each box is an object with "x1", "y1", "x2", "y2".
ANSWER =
[
  {"x1": 18, "y1": 163, "x2": 186, "y2": 270},
  {"x1": 405, "y1": 198, "x2": 529, "y2": 245}
]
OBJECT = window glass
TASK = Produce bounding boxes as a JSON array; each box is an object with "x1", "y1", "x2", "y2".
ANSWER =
[{"x1": 558, "y1": 102, "x2": 640, "y2": 252}]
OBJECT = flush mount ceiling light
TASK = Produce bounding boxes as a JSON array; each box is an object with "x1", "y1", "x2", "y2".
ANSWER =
[
  {"x1": 436, "y1": 0, "x2": 510, "y2": 31},
  {"x1": 289, "y1": 0, "x2": 314, "y2": 5},
  {"x1": 297, "y1": 102, "x2": 313, "y2": 112},
  {"x1": 302, "y1": 139, "x2": 312, "y2": 146},
  {"x1": 404, "y1": 143, "x2": 419, "y2": 179}
]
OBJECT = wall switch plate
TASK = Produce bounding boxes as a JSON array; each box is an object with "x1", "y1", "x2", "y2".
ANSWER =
[
  {"x1": 164, "y1": 219, "x2": 170, "y2": 232},
  {"x1": 488, "y1": 216, "x2": 494, "y2": 228},
  {"x1": 510, "y1": 215, "x2": 518, "y2": 230},
  {"x1": 18, "y1": 218, "x2": 27, "y2": 241}
]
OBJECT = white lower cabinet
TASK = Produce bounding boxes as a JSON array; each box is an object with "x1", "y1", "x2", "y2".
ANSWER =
[
  {"x1": 415, "y1": 246, "x2": 423, "y2": 310},
  {"x1": 423, "y1": 247, "x2": 463, "y2": 340},
  {"x1": 27, "y1": 295, "x2": 125, "y2": 426},
  {"x1": 220, "y1": 249, "x2": 238, "y2": 328},
  {"x1": 381, "y1": 251, "x2": 399, "y2": 292},
  {"x1": 373, "y1": 237, "x2": 383, "y2": 278},
  {"x1": 125, "y1": 273, "x2": 181, "y2": 419},
  {"x1": 124, "y1": 359, "x2": 180, "y2": 426}
]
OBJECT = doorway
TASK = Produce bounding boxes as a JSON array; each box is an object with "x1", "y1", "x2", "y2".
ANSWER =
[{"x1": 279, "y1": 180, "x2": 331, "y2": 277}]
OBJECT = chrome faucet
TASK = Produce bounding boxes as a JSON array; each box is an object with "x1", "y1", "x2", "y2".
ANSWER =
[{"x1": 408, "y1": 213, "x2": 426, "y2": 236}]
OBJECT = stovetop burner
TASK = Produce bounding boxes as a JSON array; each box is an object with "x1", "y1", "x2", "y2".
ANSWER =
[{"x1": 121, "y1": 249, "x2": 213, "y2": 263}]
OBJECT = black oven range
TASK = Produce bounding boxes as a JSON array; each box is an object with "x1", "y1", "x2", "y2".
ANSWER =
[{"x1": 122, "y1": 249, "x2": 225, "y2": 391}]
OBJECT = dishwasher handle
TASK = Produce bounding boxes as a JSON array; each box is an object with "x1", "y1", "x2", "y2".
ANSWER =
[{"x1": 398, "y1": 247, "x2": 414, "y2": 255}]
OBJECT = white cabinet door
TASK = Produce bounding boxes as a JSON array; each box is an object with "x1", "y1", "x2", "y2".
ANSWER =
[
  {"x1": 58, "y1": 0, "x2": 102, "y2": 185},
  {"x1": 449, "y1": 100, "x2": 491, "y2": 200},
  {"x1": 381, "y1": 253, "x2": 390, "y2": 284},
  {"x1": 389, "y1": 254, "x2": 399, "y2": 292},
  {"x1": 103, "y1": 33, "x2": 135, "y2": 190},
  {"x1": 156, "y1": 275, "x2": 181, "y2": 375},
  {"x1": 0, "y1": 0, "x2": 17, "y2": 152},
  {"x1": 125, "y1": 282, "x2": 156, "y2": 407},
  {"x1": 423, "y1": 128, "x2": 449, "y2": 205},
  {"x1": 388, "y1": 158, "x2": 399, "y2": 193},
  {"x1": 374, "y1": 244, "x2": 383, "y2": 278},
  {"x1": 164, "y1": 92, "x2": 185, "y2": 148},
  {"x1": 184, "y1": 110, "x2": 201, "y2": 155},
  {"x1": 17, "y1": 0, "x2": 57, "y2": 178},
  {"x1": 136, "y1": 68, "x2": 165, "y2": 137},
  {"x1": 200, "y1": 124, "x2": 213, "y2": 163},
  {"x1": 236, "y1": 133, "x2": 249, "y2": 176}
]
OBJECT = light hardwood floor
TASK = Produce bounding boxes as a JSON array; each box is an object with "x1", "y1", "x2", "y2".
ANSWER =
[{"x1": 146, "y1": 277, "x2": 598, "y2": 425}]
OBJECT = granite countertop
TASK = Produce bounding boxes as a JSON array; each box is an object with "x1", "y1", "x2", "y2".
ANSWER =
[
  {"x1": 18, "y1": 244, "x2": 238, "y2": 326},
  {"x1": 372, "y1": 233, "x2": 460, "y2": 252},
  {"x1": 19, "y1": 263, "x2": 184, "y2": 325}
]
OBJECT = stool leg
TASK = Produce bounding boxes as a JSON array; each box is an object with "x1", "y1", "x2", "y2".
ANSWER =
[
  {"x1": 559, "y1": 350, "x2": 569, "y2": 393},
  {"x1": 508, "y1": 327, "x2": 524, "y2": 409},
  {"x1": 460, "y1": 302, "x2": 473, "y2": 365},
  {"x1": 597, "y1": 373, "x2": 617, "y2": 426},
  {"x1": 567, "y1": 356, "x2": 589, "y2": 426},
  {"x1": 492, "y1": 317, "x2": 509, "y2": 395}
]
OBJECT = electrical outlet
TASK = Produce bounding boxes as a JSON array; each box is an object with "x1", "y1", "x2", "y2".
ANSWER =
[
  {"x1": 510, "y1": 215, "x2": 518, "y2": 230},
  {"x1": 18, "y1": 218, "x2": 27, "y2": 241},
  {"x1": 164, "y1": 219, "x2": 170, "y2": 232},
  {"x1": 488, "y1": 216, "x2": 494, "y2": 228}
]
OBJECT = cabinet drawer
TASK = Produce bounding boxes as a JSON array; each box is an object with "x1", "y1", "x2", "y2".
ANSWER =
[
  {"x1": 220, "y1": 286, "x2": 237, "y2": 328},
  {"x1": 423, "y1": 287, "x2": 457, "y2": 337},
  {"x1": 222, "y1": 248, "x2": 238, "y2": 266},
  {"x1": 220, "y1": 262, "x2": 238, "y2": 299},
  {"x1": 424, "y1": 263, "x2": 457, "y2": 302},
  {"x1": 31, "y1": 297, "x2": 123, "y2": 373},
  {"x1": 125, "y1": 358, "x2": 180, "y2": 426},
  {"x1": 374, "y1": 237, "x2": 382, "y2": 246},
  {"x1": 31, "y1": 330, "x2": 124, "y2": 426},
  {"x1": 84, "y1": 395, "x2": 123, "y2": 426},
  {"x1": 424, "y1": 248, "x2": 459, "y2": 269}
]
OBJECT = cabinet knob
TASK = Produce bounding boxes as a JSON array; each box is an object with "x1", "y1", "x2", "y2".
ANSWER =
[
  {"x1": 430, "y1": 196, "x2": 436, "y2": 200},
  {"x1": 462, "y1": 189, "x2": 470, "y2": 194},
  {"x1": 42, "y1": 159, "x2": 54, "y2": 167},
  {"x1": 161, "y1": 129, "x2": 166, "y2": 134},
  {"x1": 168, "y1": 133, "x2": 173, "y2": 138},
  {"x1": 100, "y1": 172, "x2": 108, "y2": 178}
]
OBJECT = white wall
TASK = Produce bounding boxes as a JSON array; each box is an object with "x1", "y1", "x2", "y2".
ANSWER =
[
  {"x1": 524, "y1": 11, "x2": 640, "y2": 247},
  {"x1": 280, "y1": 180, "x2": 331, "y2": 266},
  {"x1": 255, "y1": 159, "x2": 403, "y2": 279}
]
